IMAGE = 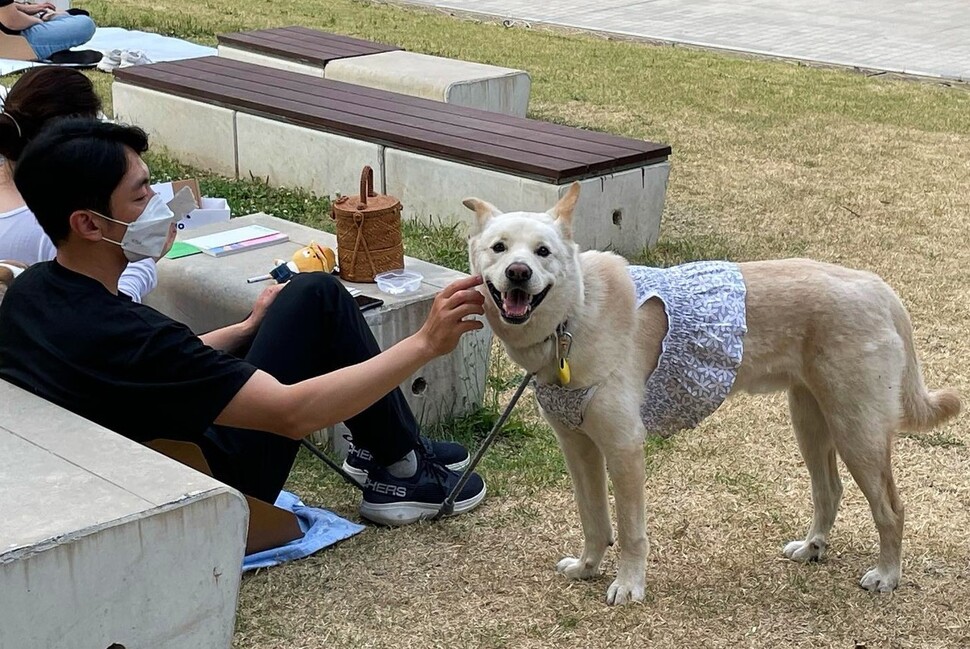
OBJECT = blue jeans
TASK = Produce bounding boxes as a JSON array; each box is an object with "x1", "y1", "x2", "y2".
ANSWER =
[{"x1": 20, "y1": 14, "x2": 96, "y2": 61}]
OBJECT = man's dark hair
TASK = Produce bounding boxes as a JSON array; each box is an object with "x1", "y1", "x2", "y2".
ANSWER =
[{"x1": 14, "y1": 118, "x2": 150, "y2": 245}]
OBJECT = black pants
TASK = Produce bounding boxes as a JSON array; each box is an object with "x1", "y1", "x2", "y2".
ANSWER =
[{"x1": 201, "y1": 272, "x2": 420, "y2": 502}]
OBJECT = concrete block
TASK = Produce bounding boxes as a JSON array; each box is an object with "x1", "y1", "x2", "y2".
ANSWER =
[
  {"x1": 218, "y1": 44, "x2": 326, "y2": 78},
  {"x1": 145, "y1": 214, "x2": 492, "y2": 451},
  {"x1": 325, "y1": 50, "x2": 531, "y2": 117},
  {"x1": 236, "y1": 113, "x2": 383, "y2": 199},
  {"x1": 384, "y1": 148, "x2": 671, "y2": 255},
  {"x1": 0, "y1": 382, "x2": 248, "y2": 649},
  {"x1": 112, "y1": 83, "x2": 238, "y2": 178}
]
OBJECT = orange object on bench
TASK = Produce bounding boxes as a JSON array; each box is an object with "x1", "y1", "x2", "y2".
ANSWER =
[{"x1": 145, "y1": 439, "x2": 303, "y2": 555}]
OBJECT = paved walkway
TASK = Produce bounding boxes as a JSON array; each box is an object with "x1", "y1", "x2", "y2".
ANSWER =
[{"x1": 402, "y1": 0, "x2": 970, "y2": 81}]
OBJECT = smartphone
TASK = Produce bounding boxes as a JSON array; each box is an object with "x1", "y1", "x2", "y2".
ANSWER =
[{"x1": 354, "y1": 294, "x2": 384, "y2": 312}]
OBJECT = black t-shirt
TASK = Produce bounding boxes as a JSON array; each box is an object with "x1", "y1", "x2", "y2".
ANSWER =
[{"x1": 0, "y1": 261, "x2": 257, "y2": 444}]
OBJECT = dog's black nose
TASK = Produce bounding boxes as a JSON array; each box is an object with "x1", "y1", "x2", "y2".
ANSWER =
[{"x1": 505, "y1": 263, "x2": 532, "y2": 282}]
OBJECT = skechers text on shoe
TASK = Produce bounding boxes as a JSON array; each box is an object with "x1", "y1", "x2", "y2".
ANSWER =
[
  {"x1": 358, "y1": 457, "x2": 486, "y2": 526},
  {"x1": 342, "y1": 435, "x2": 470, "y2": 485}
]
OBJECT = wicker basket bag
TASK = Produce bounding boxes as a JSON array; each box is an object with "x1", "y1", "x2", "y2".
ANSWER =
[{"x1": 331, "y1": 166, "x2": 404, "y2": 282}]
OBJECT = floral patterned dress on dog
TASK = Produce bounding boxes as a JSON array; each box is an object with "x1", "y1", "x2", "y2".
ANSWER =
[{"x1": 533, "y1": 261, "x2": 748, "y2": 437}]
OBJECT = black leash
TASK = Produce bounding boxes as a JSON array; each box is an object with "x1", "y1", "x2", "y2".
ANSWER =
[
  {"x1": 432, "y1": 371, "x2": 534, "y2": 520},
  {"x1": 301, "y1": 439, "x2": 366, "y2": 492}
]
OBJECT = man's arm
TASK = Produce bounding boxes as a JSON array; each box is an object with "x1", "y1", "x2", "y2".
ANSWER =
[
  {"x1": 214, "y1": 275, "x2": 485, "y2": 438},
  {"x1": 199, "y1": 283, "x2": 284, "y2": 352}
]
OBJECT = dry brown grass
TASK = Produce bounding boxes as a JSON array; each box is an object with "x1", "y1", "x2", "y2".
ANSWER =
[
  {"x1": 63, "y1": 0, "x2": 970, "y2": 644},
  {"x1": 235, "y1": 114, "x2": 970, "y2": 646}
]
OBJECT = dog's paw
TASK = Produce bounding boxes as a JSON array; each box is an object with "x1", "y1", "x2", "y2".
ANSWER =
[
  {"x1": 556, "y1": 556, "x2": 599, "y2": 580},
  {"x1": 606, "y1": 577, "x2": 645, "y2": 605},
  {"x1": 859, "y1": 567, "x2": 899, "y2": 592},
  {"x1": 783, "y1": 539, "x2": 824, "y2": 562}
]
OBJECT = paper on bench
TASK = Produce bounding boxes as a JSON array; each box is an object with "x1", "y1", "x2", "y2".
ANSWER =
[{"x1": 183, "y1": 225, "x2": 284, "y2": 250}]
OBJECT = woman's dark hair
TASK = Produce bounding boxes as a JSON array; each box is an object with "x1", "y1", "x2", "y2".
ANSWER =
[
  {"x1": 14, "y1": 119, "x2": 149, "y2": 245},
  {"x1": 0, "y1": 67, "x2": 102, "y2": 162}
]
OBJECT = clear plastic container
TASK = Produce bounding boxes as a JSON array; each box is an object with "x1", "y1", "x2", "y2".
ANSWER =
[{"x1": 374, "y1": 268, "x2": 423, "y2": 295}]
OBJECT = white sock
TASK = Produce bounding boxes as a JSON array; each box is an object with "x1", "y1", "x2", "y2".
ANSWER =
[{"x1": 386, "y1": 450, "x2": 418, "y2": 478}]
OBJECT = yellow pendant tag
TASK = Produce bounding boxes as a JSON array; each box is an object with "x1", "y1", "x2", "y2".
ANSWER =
[
  {"x1": 559, "y1": 357, "x2": 571, "y2": 386},
  {"x1": 556, "y1": 328, "x2": 573, "y2": 386}
]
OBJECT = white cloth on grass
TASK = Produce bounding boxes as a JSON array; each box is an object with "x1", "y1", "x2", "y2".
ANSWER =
[{"x1": 0, "y1": 27, "x2": 215, "y2": 75}]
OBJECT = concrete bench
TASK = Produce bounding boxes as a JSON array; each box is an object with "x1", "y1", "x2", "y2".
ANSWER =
[
  {"x1": 0, "y1": 381, "x2": 247, "y2": 649},
  {"x1": 113, "y1": 57, "x2": 672, "y2": 256},
  {"x1": 217, "y1": 27, "x2": 531, "y2": 117},
  {"x1": 144, "y1": 212, "x2": 492, "y2": 454}
]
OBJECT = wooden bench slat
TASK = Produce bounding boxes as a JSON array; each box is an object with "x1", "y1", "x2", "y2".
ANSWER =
[
  {"x1": 280, "y1": 26, "x2": 400, "y2": 49},
  {"x1": 164, "y1": 58, "x2": 642, "y2": 165},
  {"x1": 226, "y1": 30, "x2": 386, "y2": 57},
  {"x1": 207, "y1": 53, "x2": 660, "y2": 155},
  {"x1": 193, "y1": 57, "x2": 655, "y2": 159},
  {"x1": 121, "y1": 68, "x2": 589, "y2": 180},
  {"x1": 144, "y1": 62, "x2": 654, "y2": 179},
  {"x1": 116, "y1": 57, "x2": 670, "y2": 181},
  {"x1": 218, "y1": 26, "x2": 400, "y2": 66},
  {"x1": 218, "y1": 33, "x2": 385, "y2": 64}
]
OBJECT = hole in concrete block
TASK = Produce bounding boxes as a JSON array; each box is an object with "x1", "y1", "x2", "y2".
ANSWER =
[
  {"x1": 106, "y1": 644, "x2": 127, "y2": 649},
  {"x1": 411, "y1": 377, "x2": 428, "y2": 395},
  {"x1": 612, "y1": 209, "x2": 623, "y2": 226}
]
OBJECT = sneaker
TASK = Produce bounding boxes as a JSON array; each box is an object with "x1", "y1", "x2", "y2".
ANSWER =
[
  {"x1": 119, "y1": 50, "x2": 153, "y2": 68},
  {"x1": 359, "y1": 455, "x2": 486, "y2": 526},
  {"x1": 97, "y1": 49, "x2": 124, "y2": 72},
  {"x1": 342, "y1": 435, "x2": 470, "y2": 485},
  {"x1": 48, "y1": 49, "x2": 103, "y2": 67}
]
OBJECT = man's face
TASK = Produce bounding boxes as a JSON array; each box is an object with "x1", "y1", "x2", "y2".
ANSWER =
[{"x1": 97, "y1": 147, "x2": 155, "y2": 244}]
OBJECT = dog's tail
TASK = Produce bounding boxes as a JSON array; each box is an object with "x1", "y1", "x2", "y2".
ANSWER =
[{"x1": 894, "y1": 300, "x2": 961, "y2": 432}]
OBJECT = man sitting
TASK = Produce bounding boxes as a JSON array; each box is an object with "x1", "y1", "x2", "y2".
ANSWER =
[{"x1": 0, "y1": 118, "x2": 488, "y2": 525}]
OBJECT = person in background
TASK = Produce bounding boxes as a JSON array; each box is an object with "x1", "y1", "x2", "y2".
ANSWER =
[
  {"x1": 0, "y1": 67, "x2": 158, "y2": 301},
  {"x1": 0, "y1": 1, "x2": 99, "y2": 64}
]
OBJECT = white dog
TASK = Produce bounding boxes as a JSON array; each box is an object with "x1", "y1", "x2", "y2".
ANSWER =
[{"x1": 464, "y1": 183, "x2": 960, "y2": 605}]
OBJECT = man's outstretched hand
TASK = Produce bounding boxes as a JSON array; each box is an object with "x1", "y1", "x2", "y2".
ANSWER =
[{"x1": 416, "y1": 274, "x2": 485, "y2": 358}]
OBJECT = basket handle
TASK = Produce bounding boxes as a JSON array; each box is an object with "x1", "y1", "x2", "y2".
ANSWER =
[{"x1": 358, "y1": 166, "x2": 376, "y2": 209}]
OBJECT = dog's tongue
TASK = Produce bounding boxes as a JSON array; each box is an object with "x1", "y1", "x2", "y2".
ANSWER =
[{"x1": 503, "y1": 289, "x2": 531, "y2": 317}]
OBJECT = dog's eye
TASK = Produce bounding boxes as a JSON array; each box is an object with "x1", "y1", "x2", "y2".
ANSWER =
[
  {"x1": 536, "y1": 246, "x2": 551, "y2": 257},
  {"x1": 491, "y1": 242, "x2": 506, "y2": 253}
]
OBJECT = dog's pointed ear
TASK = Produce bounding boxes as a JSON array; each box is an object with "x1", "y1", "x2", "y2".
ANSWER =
[
  {"x1": 462, "y1": 198, "x2": 502, "y2": 234},
  {"x1": 548, "y1": 182, "x2": 580, "y2": 239}
]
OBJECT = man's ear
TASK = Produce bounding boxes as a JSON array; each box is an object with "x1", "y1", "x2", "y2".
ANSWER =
[
  {"x1": 68, "y1": 209, "x2": 107, "y2": 243},
  {"x1": 547, "y1": 182, "x2": 580, "y2": 240},
  {"x1": 462, "y1": 198, "x2": 502, "y2": 236}
]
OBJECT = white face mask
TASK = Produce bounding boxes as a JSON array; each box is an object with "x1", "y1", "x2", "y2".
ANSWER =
[{"x1": 94, "y1": 193, "x2": 177, "y2": 262}]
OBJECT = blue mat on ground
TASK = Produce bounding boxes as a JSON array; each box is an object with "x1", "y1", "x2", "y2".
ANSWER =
[{"x1": 242, "y1": 490, "x2": 365, "y2": 572}]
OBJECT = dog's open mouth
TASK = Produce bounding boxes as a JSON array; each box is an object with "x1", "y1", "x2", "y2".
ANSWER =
[{"x1": 486, "y1": 281, "x2": 551, "y2": 324}]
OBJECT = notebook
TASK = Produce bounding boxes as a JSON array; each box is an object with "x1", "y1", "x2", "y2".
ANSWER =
[{"x1": 182, "y1": 225, "x2": 289, "y2": 258}]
